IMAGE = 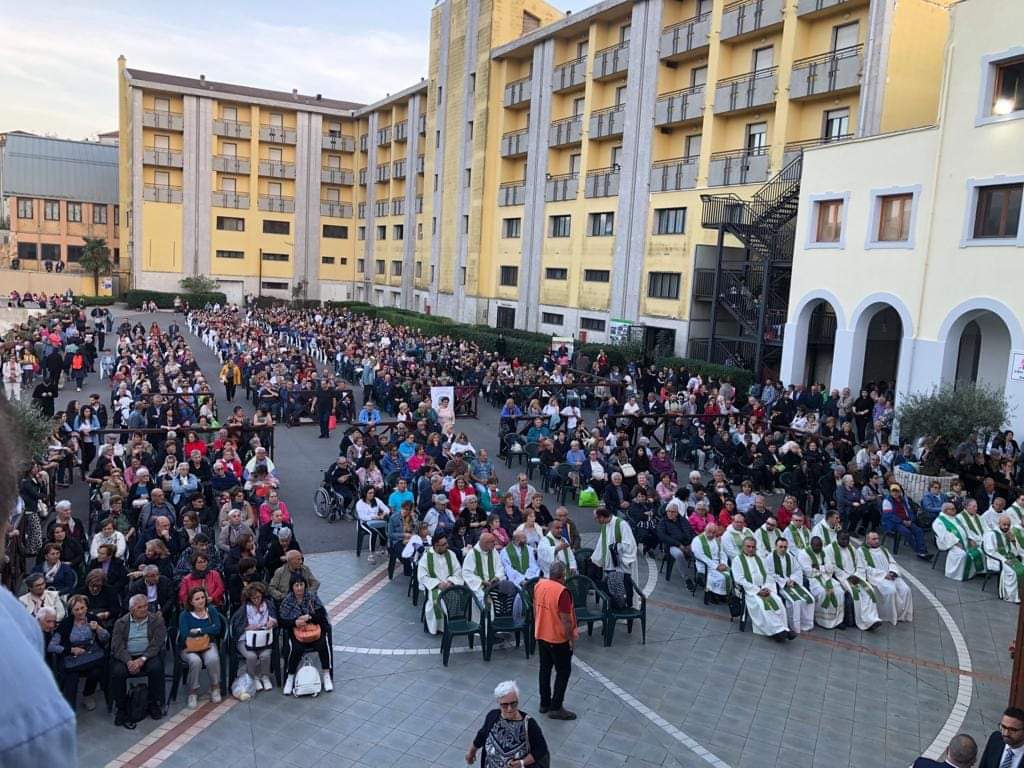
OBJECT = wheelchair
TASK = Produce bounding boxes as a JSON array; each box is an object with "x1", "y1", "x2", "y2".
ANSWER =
[{"x1": 312, "y1": 474, "x2": 353, "y2": 524}]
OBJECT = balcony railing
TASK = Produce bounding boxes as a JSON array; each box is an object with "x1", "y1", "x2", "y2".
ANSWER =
[
  {"x1": 651, "y1": 156, "x2": 699, "y2": 193},
  {"x1": 713, "y1": 68, "x2": 777, "y2": 114},
  {"x1": 498, "y1": 180, "x2": 526, "y2": 207},
  {"x1": 376, "y1": 127, "x2": 392, "y2": 146},
  {"x1": 504, "y1": 76, "x2": 532, "y2": 108},
  {"x1": 374, "y1": 201, "x2": 389, "y2": 217},
  {"x1": 797, "y1": 0, "x2": 866, "y2": 16},
  {"x1": 213, "y1": 155, "x2": 250, "y2": 174},
  {"x1": 593, "y1": 42, "x2": 629, "y2": 80},
  {"x1": 143, "y1": 184, "x2": 182, "y2": 204},
  {"x1": 789, "y1": 45, "x2": 863, "y2": 100},
  {"x1": 213, "y1": 119, "x2": 251, "y2": 139},
  {"x1": 549, "y1": 115, "x2": 583, "y2": 148},
  {"x1": 707, "y1": 147, "x2": 770, "y2": 187},
  {"x1": 585, "y1": 167, "x2": 620, "y2": 198},
  {"x1": 392, "y1": 159, "x2": 407, "y2": 180},
  {"x1": 375, "y1": 165, "x2": 391, "y2": 183},
  {"x1": 358, "y1": 168, "x2": 368, "y2": 186},
  {"x1": 781, "y1": 133, "x2": 854, "y2": 167},
  {"x1": 661, "y1": 13, "x2": 711, "y2": 60},
  {"x1": 501, "y1": 128, "x2": 529, "y2": 158},
  {"x1": 416, "y1": 154, "x2": 425, "y2": 175},
  {"x1": 321, "y1": 167, "x2": 354, "y2": 185},
  {"x1": 359, "y1": 134, "x2": 368, "y2": 152},
  {"x1": 211, "y1": 191, "x2": 250, "y2": 209},
  {"x1": 391, "y1": 198, "x2": 405, "y2": 215},
  {"x1": 258, "y1": 160, "x2": 296, "y2": 179},
  {"x1": 655, "y1": 85, "x2": 705, "y2": 127},
  {"x1": 143, "y1": 147, "x2": 183, "y2": 167},
  {"x1": 545, "y1": 172, "x2": 578, "y2": 203},
  {"x1": 720, "y1": 0, "x2": 784, "y2": 41},
  {"x1": 142, "y1": 110, "x2": 183, "y2": 131},
  {"x1": 394, "y1": 121, "x2": 409, "y2": 143},
  {"x1": 322, "y1": 134, "x2": 355, "y2": 152},
  {"x1": 259, "y1": 125, "x2": 297, "y2": 144},
  {"x1": 552, "y1": 56, "x2": 587, "y2": 93},
  {"x1": 320, "y1": 200, "x2": 353, "y2": 218},
  {"x1": 590, "y1": 104, "x2": 625, "y2": 140},
  {"x1": 258, "y1": 195, "x2": 295, "y2": 213}
]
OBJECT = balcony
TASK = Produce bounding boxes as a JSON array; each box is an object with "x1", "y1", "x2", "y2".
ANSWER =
[
  {"x1": 259, "y1": 125, "x2": 297, "y2": 144},
  {"x1": 501, "y1": 128, "x2": 529, "y2": 158},
  {"x1": 661, "y1": 13, "x2": 711, "y2": 61},
  {"x1": 258, "y1": 195, "x2": 295, "y2": 213},
  {"x1": 789, "y1": 46, "x2": 863, "y2": 100},
  {"x1": 781, "y1": 133, "x2": 853, "y2": 167},
  {"x1": 593, "y1": 42, "x2": 629, "y2": 81},
  {"x1": 589, "y1": 105, "x2": 625, "y2": 140},
  {"x1": 394, "y1": 121, "x2": 408, "y2": 143},
  {"x1": 359, "y1": 134, "x2": 368, "y2": 152},
  {"x1": 391, "y1": 198, "x2": 405, "y2": 216},
  {"x1": 504, "y1": 76, "x2": 531, "y2": 108},
  {"x1": 211, "y1": 191, "x2": 249, "y2": 209},
  {"x1": 585, "y1": 167, "x2": 620, "y2": 198},
  {"x1": 651, "y1": 156, "x2": 698, "y2": 192},
  {"x1": 655, "y1": 85, "x2": 705, "y2": 128},
  {"x1": 548, "y1": 115, "x2": 583, "y2": 148},
  {"x1": 321, "y1": 167, "x2": 354, "y2": 185},
  {"x1": 142, "y1": 110, "x2": 183, "y2": 131},
  {"x1": 376, "y1": 127, "x2": 392, "y2": 147},
  {"x1": 322, "y1": 133, "x2": 355, "y2": 152},
  {"x1": 393, "y1": 159, "x2": 407, "y2": 179},
  {"x1": 375, "y1": 165, "x2": 391, "y2": 183},
  {"x1": 258, "y1": 160, "x2": 296, "y2": 179},
  {"x1": 374, "y1": 201, "x2": 389, "y2": 217},
  {"x1": 707, "y1": 148, "x2": 770, "y2": 187},
  {"x1": 143, "y1": 147, "x2": 183, "y2": 167},
  {"x1": 498, "y1": 180, "x2": 526, "y2": 207},
  {"x1": 213, "y1": 119, "x2": 251, "y2": 139},
  {"x1": 143, "y1": 184, "x2": 182, "y2": 204},
  {"x1": 552, "y1": 56, "x2": 587, "y2": 93},
  {"x1": 720, "y1": 0, "x2": 784, "y2": 41},
  {"x1": 359, "y1": 168, "x2": 368, "y2": 186},
  {"x1": 713, "y1": 68, "x2": 777, "y2": 114},
  {"x1": 797, "y1": 0, "x2": 868, "y2": 18},
  {"x1": 320, "y1": 200, "x2": 353, "y2": 218},
  {"x1": 545, "y1": 172, "x2": 578, "y2": 203},
  {"x1": 416, "y1": 154, "x2": 425, "y2": 175}
]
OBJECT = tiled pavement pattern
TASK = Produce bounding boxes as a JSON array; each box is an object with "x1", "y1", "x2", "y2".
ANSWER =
[{"x1": 63, "y1": 309, "x2": 1017, "y2": 768}]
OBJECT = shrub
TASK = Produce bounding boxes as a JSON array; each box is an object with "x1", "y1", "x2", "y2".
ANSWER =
[
  {"x1": 897, "y1": 383, "x2": 1011, "y2": 451},
  {"x1": 179, "y1": 275, "x2": 220, "y2": 294},
  {"x1": 74, "y1": 296, "x2": 116, "y2": 307},
  {"x1": 126, "y1": 290, "x2": 227, "y2": 309},
  {"x1": 655, "y1": 356, "x2": 754, "y2": 395}
]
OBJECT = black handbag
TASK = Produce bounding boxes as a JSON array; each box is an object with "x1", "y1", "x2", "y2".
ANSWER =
[{"x1": 64, "y1": 644, "x2": 104, "y2": 670}]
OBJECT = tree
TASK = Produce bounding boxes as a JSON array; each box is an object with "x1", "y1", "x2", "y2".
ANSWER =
[
  {"x1": 179, "y1": 275, "x2": 220, "y2": 294},
  {"x1": 79, "y1": 236, "x2": 113, "y2": 296},
  {"x1": 4, "y1": 399, "x2": 51, "y2": 467}
]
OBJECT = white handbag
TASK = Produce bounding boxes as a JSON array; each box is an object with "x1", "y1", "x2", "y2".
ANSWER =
[
  {"x1": 619, "y1": 462, "x2": 636, "y2": 478},
  {"x1": 244, "y1": 629, "x2": 273, "y2": 651}
]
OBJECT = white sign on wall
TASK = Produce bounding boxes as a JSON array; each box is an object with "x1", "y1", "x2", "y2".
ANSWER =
[{"x1": 1011, "y1": 352, "x2": 1024, "y2": 382}]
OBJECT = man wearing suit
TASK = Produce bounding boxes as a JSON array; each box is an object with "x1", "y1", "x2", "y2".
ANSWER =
[
  {"x1": 978, "y1": 707, "x2": 1024, "y2": 768},
  {"x1": 913, "y1": 733, "x2": 978, "y2": 767}
]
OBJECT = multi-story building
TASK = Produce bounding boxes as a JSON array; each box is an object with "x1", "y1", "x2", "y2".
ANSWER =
[
  {"x1": 0, "y1": 132, "x2": 122, "y2": 295},
  {"x1": 780, "y1": 0, "x2": 1024, "y2": 433}
]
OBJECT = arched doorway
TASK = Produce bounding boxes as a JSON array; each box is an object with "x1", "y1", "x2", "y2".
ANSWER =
[
  {"x1": 951, "y1": 313, "x2": 1012, "y2": 392},
  {"x1": 804, "y1": 301, "x2": 837, "y2": 387},
  {"x1": 782, "y1": 294, "x2": 842, "y2": 389},
  {"x1": 860, "y1": 305, "x2": 902, "y2": 393}
]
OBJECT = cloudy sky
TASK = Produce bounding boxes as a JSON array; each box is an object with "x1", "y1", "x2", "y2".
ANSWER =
[{"x1": 0, "y1": 0, "x2": 594, "y2": 140}]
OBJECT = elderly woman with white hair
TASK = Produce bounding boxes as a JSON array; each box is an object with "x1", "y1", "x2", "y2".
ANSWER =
[{"x1": 466, "y1": 680, "x2": 549, "y2": 768}]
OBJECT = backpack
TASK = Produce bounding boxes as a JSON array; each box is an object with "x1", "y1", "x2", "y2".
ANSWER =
[
  {"x1": 604, "y1": 570, "x2": 632, "y2": 611},
  {"x1": 292, "y1": 659, "x2": 323, "y2": 697},
  {"x1": 127, "y1": 683, "x2": 149, "y2": 723}
]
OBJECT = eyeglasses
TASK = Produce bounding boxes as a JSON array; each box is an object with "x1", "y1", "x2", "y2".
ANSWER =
[{"x1": 499, "y1": 700, "x2": 519, "y2": 709}]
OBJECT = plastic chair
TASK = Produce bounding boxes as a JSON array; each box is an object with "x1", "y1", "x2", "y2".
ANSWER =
[
  {"x1": 565, "y1": 575, "x2": 607, "y2": 640},
  {"x1": 355, "y1": 519, "x2": 387, "y2": 558},
  {"x1": 599, "y1": 578, "x2": 647, "y2": 647},
  {"x1": 931, "y1": 546, "x2": 948, "y2": 571},
  {"x1": 279, "y1": 622, "x2": 334, "y2": 682},
  {"x1": 504, "y1": 434, "x2": 526, "y2": 468},
  {"x1": 524, "y1": 444, "x2": 542, "y2": 481},
  {"x1": 226, "y1": 620, "x2": 282, "y2": 689},
  {"x1": 573, "y1": 547, "x2": 594, "y2": 567},
  {"x1": 482, "y1": 583, "x2": 532, "y2": 660},
  {"x1": 104, "y1": 649, "x2": 170, "y2": 716},
  {"x1": 979, "y1": 543, "x2": 1001, "y2": 593},
  {"x1": 554, "y1": 464, "x2": 576, "y2": 505},
  {"x1": 438, "y1": 585, "x2": 485, "y2": 666},
  {"x1": 167, "y1": 629, "x2": 228, "y2": 705}
]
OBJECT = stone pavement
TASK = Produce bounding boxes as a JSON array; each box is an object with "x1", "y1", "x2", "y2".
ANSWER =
[{"x1": 57, "y1": 307, "x2": 1018, "y2": 768}]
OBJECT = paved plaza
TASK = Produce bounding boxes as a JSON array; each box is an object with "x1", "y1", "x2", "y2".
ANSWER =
[{"x1": 66, "y1": 310, "x2": 1018, "y2": 768}]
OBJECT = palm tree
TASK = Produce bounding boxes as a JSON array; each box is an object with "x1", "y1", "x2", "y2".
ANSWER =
[{"x1": 79, "y1": 236, "x2": 113, "y2": 296}]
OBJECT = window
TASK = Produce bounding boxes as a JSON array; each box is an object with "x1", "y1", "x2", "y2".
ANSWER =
[
  {"x1": 746, "y1": 122, "x2": 767, "y2": 154},
  {"x1": 114, "y1": 205, "x2": 120, "y2": 226},
  {"x1": 268, "y1": 112, "x2": 283, "y2": 128},
  {"x1": 831, "y1": 22, "x2": 859, "y2": 52},
  {"x1": 572, "y1": 97, "x2": 585, "y2": 116},
  {"x1": 222, "y1": 105, "x2": 237, "y2": 121},
  {"x1": 654, "y1": 208, "x2": 686, "y2": 235},
  {"x1": 393, "y1": 225, "x2": 404, "y2": 240},
  {"x1": 465, "y1": 168, "x2": 472, "y2": 187},
  {"x1": 262, "y1": 252, "x2": 288, "y2": 262},
  {"x1": 876, "y1": 194, "x2": 913, "y2": 242},
  {"x1": 823, "y1": 108, "x2": 849, "y2": 140},
  {"x1": 391, "y1": 260, "x2": 403, "y2": 276},
  {"x1": 267, "y1": 182, "x2": 282, "y2": 197},
  {"x1": 467, "y1": 120, "x2": 474, "y2": 140},
  {"x1": 581, "y1": 317, "x2": 606, "y2": 332},
  {"x1": 545, "y1": 267, "x2": 568, "y2": 280},
  {"x1": 113, "y1": 247, "x2": 119, "y2": 262},
  {"x1": 496, "y1": 306, "x2": 515, "y2": 328},
  {"x1": 67, "y1": 245, "x2": 84, "y2": 262},
  {"x1": 221, "y1": 176, "x2": 236, "y2": 192},
  {"x1": 44, "y1": 200, "x2": 60, "y2": 221},
  {"x1": 619, "y1": 23, "x2": 631, "y2": 43},
  {"x1": 263, "y1": 220, "x2": 289, "y2": 234},
  {"x1": 375, "y1": 259, "x2": 386, "y2": 274},
  {"x1": 323, "y1": 225, "x2": 349, "y2": 239},
  {"x1": 154, "y1": 97, "x2": 170, "y2": 112},
  {"x1": 417, "y1": 222, "x2": 423, "y2": 240},
  {"x1": 615, "y1": 85, "x2": 627, "y2": 106},
  {"x1": 326, "y1": 155, "x2": 341, "y2": 169},
  {"x1": 469, "y1": 74, "x2": 476, "y2": 93},
  {"x1": 376, "y1": 225, "x2": 387, "y2": 241},
  {"x1": 691, "y1": 66, "x2": 707, "y2": 87},
  {"x1": 17, "y1": 243, "x2": 37, "y2": 260},
  {"x1": 973, "y1": 184, "x2": 1023, "y2": 239},
  {"x1": 502, "y1": 217, "x2": 521, "y2": 238},
  {"x1": 522, "y1": 11, "x2": 540, "y2": 34},
  {"x1": 685, "y1": 134, "x2": 702, "y2": 160},
  {"x1": 358, "y1": 226, "x2": 366, "y2": 241},
  {"x1": 41, "y1": 244, "x2": 60, "y2": 261},
  {"x1": 499, "y1": 266, "x2": 519, "y2": 286},
  {"x1": 17, "y1": 198, "x2": 33, "y2": 219},
  {"x1": 432, "y1": 217, "x2": 437, "y2": 235},
  {"x1": 463, "y1": 215, "x2": 470, "y2": 233},
  {"x1": 541, "y1": 313, "x2": 564, "y2": 325},
  {"x1": 67, "y1": 203, "x2": 82, "y2": 223},
  {"x1": 216, "y1": 250, "x2": 245, "y2": 259},
  {"x1": 261, "y1": 281, "x2": 288, "y2": 290},
  {"x1": 434, "y1": 174, "x2": 439, "y2": 191},
  {"x1": 647, "y1": 272, "x2": 681, "y2": 299},
  {"x1": 569, "y1": 153, "x2": 581, "y2": 176},
  {"x1": 577, "y1": 39, "x2": 589, "y2": 58},
  {"x1": 588, "y1": 212, "x2": 614, "y2": 236},
  {"x1": 93, "y1": 205, "x2": 108, "y2": 225},
  {"x1": 814, "y1": 199, "x2": 844, "y2": 243},
  {"x1": 992, "y1": 56, "x2": 1024, "y2": 117},
  {"x1": 267, "y1": 147, "x2": 282, "y2": 162},
  {"x1": 416, "y1": 262, "x2": 423, "y2": 278},
  {"x1": 154, "y1": 134, "x2": 170, "y2": 150},
  {"x1": 217, "y1": 216, "x2": 245, "y2": 231},
  {"x1": 752, "y1": 46, "x2": 774, "y2": 72},
  {"x1": 584, "y1": 269, "x2": 610, "y2": 282},
  {"x1": 550, "y1": 215, "x2": 571, "y2": 238},
  {"x1": 611, "y1": 145, "x2": 623, "y2": 168},
  {"x1": 321, "y1": 256, "x2": 335, "y2": 264},
  {"x1": 358, "y1": 258, "x2": 365, "y2": 273},
  {"x1": 437, "y1": 85, "x2": 443, "y2": 105}
]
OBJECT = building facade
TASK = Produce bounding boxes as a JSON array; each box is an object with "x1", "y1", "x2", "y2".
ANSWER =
[{"x1": 779, "y1": 0, "x2": 1024, "y2": 433}]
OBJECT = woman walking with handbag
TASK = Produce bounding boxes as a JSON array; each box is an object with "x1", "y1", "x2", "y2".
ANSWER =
[
  {"x1": 466, "y1": 680, "x2": 550, "y2": 768},
  {"x1": 177, "y1": 586, "x2": 224, "y2": 708},
  {"x1": 231, "y1": 583, "x2": 277, "y2": 692},
  {"x1": 278, "y1": 574, "x2": 332, "y2": 695},
  {"x1": 48, "y1": 594, "x2": 109, "y2": 711}
]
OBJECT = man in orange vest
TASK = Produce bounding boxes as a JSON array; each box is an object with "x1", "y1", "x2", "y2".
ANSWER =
[{"x1": 533, "y1": 560, "x2": 578, "y2": 720}]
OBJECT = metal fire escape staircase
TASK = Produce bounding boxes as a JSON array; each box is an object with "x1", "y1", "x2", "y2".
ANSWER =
[{"x1": 698, "y1": 153, "x2": 802, "y2": 377}]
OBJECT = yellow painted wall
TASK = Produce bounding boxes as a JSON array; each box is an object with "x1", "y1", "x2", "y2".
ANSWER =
[
  {"x1": 141, "y1": 201, "x2": 182, "y2": 272},
  {"x1": 879, "y1": 0, "x2": 950, "y2": 133}
]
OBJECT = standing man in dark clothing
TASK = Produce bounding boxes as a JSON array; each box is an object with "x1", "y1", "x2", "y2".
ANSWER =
[{"x1": 313, "y1": 383, "x2": 336, "y2": 439}]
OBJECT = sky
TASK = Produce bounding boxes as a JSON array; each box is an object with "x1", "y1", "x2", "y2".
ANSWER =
[{"x1": 0, "y1": 0, "x2": 595, "y2": 140}]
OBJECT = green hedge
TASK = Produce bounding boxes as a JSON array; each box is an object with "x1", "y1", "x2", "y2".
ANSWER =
[
  {"x1": 125, "y1": 290, "x2": 227, "y2": 309},
  {"x1": 655, "y1": 356, "x2": 753, "y2": 394},
  {"x1": 74, "y1": 296, "x2": 116, "y2": 307}
]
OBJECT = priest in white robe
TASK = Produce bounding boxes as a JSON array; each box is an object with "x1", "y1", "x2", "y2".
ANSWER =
[
  {"x1": 1007, "y1": 493, "x2": 1024, "y2": 528},
  {"x1": 797, "y1": 536, "x2": 845, "y2": 629},
  {"x1": 782, "y1": 511, "x2": 812, "y2": 552},
  {"x1": 417, "y1": 533, "x2": 465, "y2": 635},
  {"x1": 721, "y1": 514, "x2": 755, "y2": 562},
  {"x1": 590, "y1": 508, "x2": 639, "y2": 585},
  {"x1": 932, "y1": 502, "x2": 985, "y2": 581},
  {"x1": 959, "y1": 499, "x2": 989, "y2": 547},
  {"x1": 731, "y1": 537, "x2": 792, "y2": 641},
  {"x1": 826, "y1": 531, "x2": 881, "y2": 631},
  {"x1": 538, "y1": 519, "x2": 578, "y2": 577},
  {"x1": 500, "y1": 528, "x2": 541, "y2": 586},
  {"x1": 754, "y1": 517, "x2": 784, "y2": 557},
  {"x1": 981, "y1": 497, "x2": 1008, "y2": 531},
  {"x1": 983, "y1": 515, "x2": 1024, "y2": 604},
  {"x1": 690, "y1": 522, "x2": 732, "y2": 600},
  {"x1": 811, "y1": 511, "x2": 842, "y2": 548},
  {"x1": 857, "y1": 532, "x2": 913, "y2": 625},
  {"x1": 462, "y1": 532, "x2": 506, "y2": 603},
  {"x1": 768, "y1": 538, "x2": 814, "y2": 634}
]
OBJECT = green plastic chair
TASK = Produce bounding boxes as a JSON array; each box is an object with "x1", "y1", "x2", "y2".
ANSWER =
[
  {"x1": 483, "y1": 583, "x2": 531, "y2": 660},
  {"x1": 438, "y1": 585, "x2": 485, "y2": 666},
  {"x1": 565, "y1": 575, "x2": 607, "y2": 640},
  {"x1": 601, "y1": 582, "x2": 647, "y2": 647}
]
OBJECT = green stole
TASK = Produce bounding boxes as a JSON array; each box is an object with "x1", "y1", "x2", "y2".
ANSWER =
[
  {"x1": 697, "y1": 534, "x2": 732, "y2": 591},
  {"x1": 805, "y1": 549, "x2": 837, "y2": 608},
  {"x1": 961, "y1": 513, "x2": 984, "y2": 539},
  {"x1": 830, "y1": 543, "x2": 876, "y2": 603},
  {"x1": 506, "y1": 543, "x2": 529, "y2": 574},
  {"x1": 772, "y1": 552, "x2": 812, "y2": 603},
  {"x1": 859, "y1": 545, "x2": 893, "y2": 571},
  {"x1": 992, "y1": 530, "x2": 1024, "y2": 581},
  {"x1": 426, "y1": 550, "x2": 455, "y2": 625},
  {"x1": 758, "y1": 528, "x2": 776, "y2": 552},
  {"x1": 546, "y1": 535, "x2": 572, "y2": 568},
  {"x1": 815, "y1": 525, "x2": 834, "y2": 546},
  {"x1": 1009, "y1": 503, "x2": 1024, "y2": 528},
  {"x1": 786, "y1": 524, "x2": 808, "y2": 550},
  {"x1": 597, "y1": 518, "x2": 622, "y2": 566},
  {"x1": 473, "y1": 548, "x2": 496, "y2": 581},
  {"x1": 738, "y1": 554, "x2": 779, "y2": 610},
  {"x1": 939, "y1": 514, "x2": 984, "y2": 578}
]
